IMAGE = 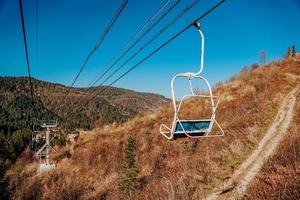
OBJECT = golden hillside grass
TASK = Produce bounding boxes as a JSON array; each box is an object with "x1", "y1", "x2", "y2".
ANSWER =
[
  {"x1": 244, "y1": 89, "x2": 300, "y2": 200},
  {"x1": 7, "y1": 60, "x2": 300, "y2": 200}
]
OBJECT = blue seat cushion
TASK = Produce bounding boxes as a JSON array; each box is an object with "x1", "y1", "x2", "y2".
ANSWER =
[{"x1": 175, "y1": 120, "x2": 211, "y2": 133}]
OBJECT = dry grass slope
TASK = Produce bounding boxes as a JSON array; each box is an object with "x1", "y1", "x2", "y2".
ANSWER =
[
  {"x1": 244, "y1": 89, "x2": 300, "y2": 200},
  {"x1": 7, "y1": 60, "x2": 300, "y2": 200}
]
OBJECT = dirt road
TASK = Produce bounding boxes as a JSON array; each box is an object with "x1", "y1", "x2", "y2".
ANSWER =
[{"x1": 205, "y1": 87, "x2": 299, "y2": 200}]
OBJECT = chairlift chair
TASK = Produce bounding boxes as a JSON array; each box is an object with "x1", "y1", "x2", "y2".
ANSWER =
[{"x1": 160, "y1": 21, "x2": 224, "y2": 140}]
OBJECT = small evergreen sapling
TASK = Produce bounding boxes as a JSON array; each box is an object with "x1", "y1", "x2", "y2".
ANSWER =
[{"x1": 118, "y1": 136, "x2": 139, "y2": 197}]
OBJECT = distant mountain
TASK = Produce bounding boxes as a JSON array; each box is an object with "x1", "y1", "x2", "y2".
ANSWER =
[{"x1": 0, "y1": 77, "x2": 169, "y2": 132}]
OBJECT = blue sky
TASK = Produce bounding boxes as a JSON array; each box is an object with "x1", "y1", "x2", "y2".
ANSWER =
[{"x1": 1, "y1": 0, "x2": 300, "y2": 97}]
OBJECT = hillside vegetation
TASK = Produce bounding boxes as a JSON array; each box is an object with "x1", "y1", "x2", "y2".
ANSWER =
[
  {"x1": 0, "y1": 77, "x2": 168, "y2": 199},
  {"x1": 244, "y1": 91, "x2": 300, "y2": 199},
  {"x1": 0, "y1": 77, "x2": 168, "y2": 131},
  {"x1": 6, "y1": 59, "x2": 300, "y2": 199}
]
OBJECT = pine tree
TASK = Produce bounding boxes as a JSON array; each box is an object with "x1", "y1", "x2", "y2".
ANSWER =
[
  {"x1": 118, "y1": 136, "x2": 139, "y2": 197},
  {"x1": 287, "y1": 46, "x2": 292, "y2": 59},
  {"x1": 292, "y1": 45, "x2": 296, "y2": 57}
]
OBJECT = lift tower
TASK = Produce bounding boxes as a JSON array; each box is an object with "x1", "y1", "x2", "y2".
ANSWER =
[
  {"x1": 260, "y1": 49, "x2": 266, "y2": 66},
  {"x1": 34, "y1": 120, "x2": 58, "y2": 173}
]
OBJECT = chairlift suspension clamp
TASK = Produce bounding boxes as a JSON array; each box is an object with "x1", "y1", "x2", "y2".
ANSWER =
[{"x1": 193, "y1": 21, "x2": 200, "y2": 29}]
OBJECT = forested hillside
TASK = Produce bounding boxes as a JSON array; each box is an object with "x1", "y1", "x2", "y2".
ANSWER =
[
  {"x1": 0, "y1": 77, "x2": 168, "y2": 131},
  {"x1": 0, "y1": 77, "x2": 168, "y2": 199}
]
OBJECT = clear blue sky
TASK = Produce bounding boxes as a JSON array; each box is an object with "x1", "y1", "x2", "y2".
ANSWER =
[{"x1": 1, "y1": 0, "x2": 300, "y2": 97}]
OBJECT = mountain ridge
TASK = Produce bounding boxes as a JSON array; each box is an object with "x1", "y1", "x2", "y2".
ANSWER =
[{"x1": 0, "y1": 76, "x2": 169, "y2": 131}]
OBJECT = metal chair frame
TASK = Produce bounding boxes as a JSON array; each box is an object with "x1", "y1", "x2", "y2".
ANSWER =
[{"x1": 160, "y1": 22, "x2": 224, "y2": 140}]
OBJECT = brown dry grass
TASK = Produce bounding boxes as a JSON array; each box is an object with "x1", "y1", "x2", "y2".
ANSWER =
[
  {"x1": 7, "y1": 60, "x2": 300, "y2": 200},
  {"x1": 243, "y1": 90, "x2": 300, "y2": 200}
]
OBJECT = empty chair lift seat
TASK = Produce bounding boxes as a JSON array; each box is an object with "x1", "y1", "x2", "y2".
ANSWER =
[
  {"x1": 174, "y1": 120, "x2": 211, "y2": 138},
  {"x1": 159, "y1": 23, "x2": 224, "y2": 140}
]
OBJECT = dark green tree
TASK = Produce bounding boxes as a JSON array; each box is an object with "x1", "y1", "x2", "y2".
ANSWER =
[
  {"x1": 287, "y1": 46, "x2": 292, "y2": 59},
  {"x1": 118, "y1": 136, "x2": 139, "y2": 198},
  {"x1": 292, "y1": 45, "x2": 296, "y2": 57},
  {"x1": 0, "y1": 157, "x2": 9, "y2": 200},
  {"x1": 251, "y1": 63, "x2": 260, "y2": 70},
  {"x1": 6, "y1": 129, "x2": 31, "y2": 161}
]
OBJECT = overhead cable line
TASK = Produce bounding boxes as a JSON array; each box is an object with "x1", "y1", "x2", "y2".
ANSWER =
[
  {"x1": 88, "y1": 0, "x2": 226, "y2": 104},
  {"x1": 87, "y1": 0, "x2": 180, "y2": 90},
  {"x1": 65, "y1": 0, "x2": 129, "y2": 96},
  {"x1": 18, "y1": 0, "x2": 34, "y2": 100},
  {"x1": 87, "y1": 0, "x2": 172, "y2": 88},
  {"x1": 92, "y1": 0, "x2": 203, "y2": 92},
  {"x1": 35, "y1": 0, "x2": 39, "y2": 80}
]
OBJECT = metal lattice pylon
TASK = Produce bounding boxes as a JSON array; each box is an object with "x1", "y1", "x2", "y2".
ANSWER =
[{"x1": 33, "y1": 120, "x2": 58, "y2": 173}]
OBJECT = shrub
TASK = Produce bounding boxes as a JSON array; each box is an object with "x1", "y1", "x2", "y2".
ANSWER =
[
  {"x1": 12, "y1": 176, "x2": 42, "y2": 200},
  {"x1": 118, "y1": 136, "x2": 139, "y2": 198},
  {"x1": 251, "y1": 63, "x2": 259, "y2": 70},
  {"x1": 7, "y1": 129, "x2": 31, "y2": 161}
]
